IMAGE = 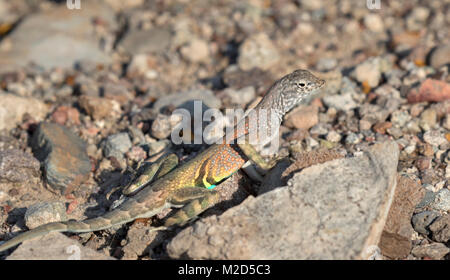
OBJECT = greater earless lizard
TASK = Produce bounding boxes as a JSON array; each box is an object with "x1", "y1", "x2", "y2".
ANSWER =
[{"x1": 0, "y1": 69, "x2": 325, "y2": 252}]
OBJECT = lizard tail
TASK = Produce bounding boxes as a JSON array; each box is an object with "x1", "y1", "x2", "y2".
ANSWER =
[
  {"x1": 0, "y1": 214, "x2": 132, "y2": 252},
  {"x1": 0, "y1": 222, "x2": 68, "y2": 252}
]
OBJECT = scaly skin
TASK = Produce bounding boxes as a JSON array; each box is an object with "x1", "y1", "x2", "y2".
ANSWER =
[{"x1": 0, "y1": 69, "x2": 325, "y2": 252}]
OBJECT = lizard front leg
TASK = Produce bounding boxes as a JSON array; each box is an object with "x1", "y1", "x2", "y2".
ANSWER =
[
  {"x1": 164, "y1": 187, "x2": 219, "y2": 227},
  {"x1": 123, "y1": 153, "x2": 179, "y2": 195},
  {"x1": 110, "y1": 153, "x2": 179, "y2": 210}
]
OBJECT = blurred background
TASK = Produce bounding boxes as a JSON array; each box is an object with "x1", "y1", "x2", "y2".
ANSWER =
[{"x1": 0, "y1": 0, "x2": 448, "y2": 93}]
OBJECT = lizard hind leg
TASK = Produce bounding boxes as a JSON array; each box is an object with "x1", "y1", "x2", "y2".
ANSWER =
[
  {"x1": 238, "y1": 143, "x2": 283, "y2": 171},
  {"x1": 123, "y1": 153, "x2": 179, "y2": 195},
  {"x1": 164, "y1": 187, "x2": 219, "y2": 227}
]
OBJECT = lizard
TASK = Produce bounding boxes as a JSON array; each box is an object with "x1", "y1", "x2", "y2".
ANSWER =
[{"x1": 0, "y1": 69, "x2": 325, "y2": 252}]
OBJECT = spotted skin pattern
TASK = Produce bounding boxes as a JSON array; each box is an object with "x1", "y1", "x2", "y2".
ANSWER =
[{"x1": 0, "y1": 69, "x2": 325, "y2": 253}]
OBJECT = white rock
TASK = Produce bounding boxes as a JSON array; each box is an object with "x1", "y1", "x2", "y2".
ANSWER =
[
  {"x1": 181, "y1": 38, "x2": 210, "y2": 63},
  {"x1": 364, "y1": 13, "x2": 384, "y2": 33},
  {"x1": 25, "y1": 202, "x2": 68, "y2": 229},
  {"x1": 353, "y1": 59, "x2": 382, "y2": 87},
  {"x1": 423, "y1": 130, "x2": 446, "y2": 147},
  {"x1": 238, "y1": 33, "x2": 280, "y2": 71},
  {"x1": 430, "y1": 188, "x2": 450, "y2": 212},
  {"x1": 326, "y1": 130, "x2": 342, "y2": 143},
  {"x1": 0, "y1": 93, "x2": 49, "y2": 131}
]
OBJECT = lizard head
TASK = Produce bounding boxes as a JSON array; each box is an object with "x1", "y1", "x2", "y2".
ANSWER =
[
  {"x1": 255, "y1": 69, "x2": 326, "y2": 117},
  {"x1": 245, "y1": 69, "x2": 326, "y2": 145},
  {"x1": 288, "y1": 69, "x2": 325, "y2": 94},
  {"x1": 271, "y1": 69, "x2": 326, "y2": 114}
]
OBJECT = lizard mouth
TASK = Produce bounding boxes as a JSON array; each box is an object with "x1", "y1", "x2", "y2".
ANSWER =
[{"x1": 318, "y1": 79, "x2": 326, "y2": 88}]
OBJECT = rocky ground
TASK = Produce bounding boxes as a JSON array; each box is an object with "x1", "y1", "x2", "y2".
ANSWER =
[{"x1": 0, "y1": 0, "x2": 449, "y2": 260}]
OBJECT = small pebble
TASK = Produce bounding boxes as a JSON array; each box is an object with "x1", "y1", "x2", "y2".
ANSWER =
[
  {"x1": 429, "y1": 188, "x2": 450, "y2": 212},
  {"x1": 412, "y1": 211, "x2": 440, "y2": 235},
  {"x1": 103, "y1": 133, "x2": 132, "y2": 158},
  {"x1": 423, "y1": 130, "x2": 447, "y2": 147},
  {"x1": 181, "y1": 38, "x2": 210, "y2": 63},
  {"x1": 364, "y1": 13, "x2": 384, "y2": 33}
]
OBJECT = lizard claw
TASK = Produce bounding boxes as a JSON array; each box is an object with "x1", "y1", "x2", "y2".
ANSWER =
[{"x1": 149, "y1": 226, "x2": 168, "y2": 232}]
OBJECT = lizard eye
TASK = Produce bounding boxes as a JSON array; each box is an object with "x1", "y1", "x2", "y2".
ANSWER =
[{"x1": 297, "y1": 83, "x2": 305, "y2": 87}]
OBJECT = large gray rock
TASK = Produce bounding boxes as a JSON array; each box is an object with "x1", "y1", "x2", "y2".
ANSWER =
[
  {"x1": 6, "y1": 232, "x2": 114, "y2": 260},
  {"x1": 167, "y1": 141, "x2": 399, "y2": 259},
  {"x1": 31, "y1": 123, "x2": 91, "y2": 194},
  {"x1": 0, "y1": 2, "x2": 115, "y2": 72}
]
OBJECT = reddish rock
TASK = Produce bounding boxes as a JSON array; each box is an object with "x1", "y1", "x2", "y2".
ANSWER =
[
  {"x1": 379, "y1": 176, "x2": 425, "y2": 259},
  {"x1": 407, "y1": 79, "x2": 450, "y2": 103},
  {"x1": 66, "y1": 107, "x2": 81, "y2": 125},
  {"x1": 51, "y1": 106, "x2": 80, "y2": 125},
  {"x1": 373, "y1": 121, "x2": 392, "y2": 134},
  {"x1": 310, "y1": 98, "x2": 323, "y2": 108},
  {"x1": 415, "y1": 157, "x2": 431, "y2": 171},
  {"x1": 125, "y1": 146, "x2": 147, "y2": 162},
  {"x1": 284, "y1": 105, "x2": 319, "y2": 130},
  {"x1": 79, "y1": 95, "x2": 119, "y2": 121},
  {"x1": 102, "y1": 82, "x2": 134, "y2": 105},
  {"x1": 66, "y1": 199, "x2": 78, "y2": 215},
  {"x1": 51, "y1": 109, "x2": 67, "y2": 125},
  {"x1": 80, "y1": 124, "x2": 100, "y2": 137}
]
